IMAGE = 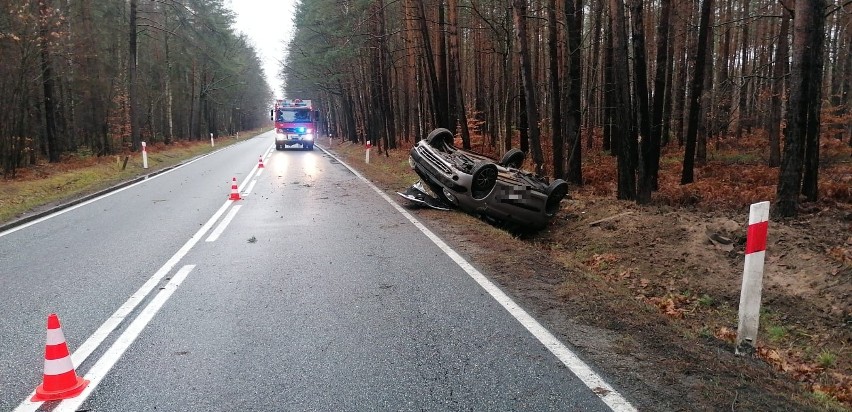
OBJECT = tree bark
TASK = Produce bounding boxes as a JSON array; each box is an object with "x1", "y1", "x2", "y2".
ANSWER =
[
  {"x1": 438, "y1": 1, "x2": 452, "y2": 129},
  {"x1": 649, "y1": 0, "x2": 670, "y2": 190},
  {"x1": 735, "y1": 0, "x2": 751, "y2": 139},
  {"x1": 609, "y1": 0, "x2": 636, "y2": 199},
  {"x1": 775, "y1": 0, "x2": 826, "y2": 217},
  {"x1": 602, "y1": 12, "x2": 615, "y2": 154},
  {"x1": 631, "y1": 0, "x2": 652, "y2": 204},
  {"x1": 680, "y1": 0, "x2": 713, "y2": 185},
  {"x1": 800, "y1": 0, "x2": 826, "y2": 202},
  {"x1": 414, "y1": 1, "x2": 444, "y2": 128},
  {"x1": 513, "y1": 0, "x2": 544, "y2": 175},
  {"x1": 129, "y1": 0, "x2": 140, "y2": 151},
  {"x1": 697, "y1": 4, "x2": 714, "y2": 163},
  {"x1": 565, "y1": 0, "x2": 583, "y2": 185},
  {"x1": 447, "y1": 0, "x2": 470, "y2": 149},
  {"x1": 547, "y1": 0, "x2": 563, "y2": 178},
  {"x1": 39, "y1": 0, "x2": 60, "y2": 162},
  {"x1": 767, "y1": 10, "x2": 789, "y2": 167}
]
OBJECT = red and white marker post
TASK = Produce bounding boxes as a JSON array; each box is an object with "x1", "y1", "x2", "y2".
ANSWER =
[
  {"x1": 141, "y1": 141, "x2": 148, "y2": 169},
  {"x1": 736, "y1": 201, "x2": 770, "y2": 354},
  {"x1": 365, "y1": 140, "x2": 372, "y2": 164}
]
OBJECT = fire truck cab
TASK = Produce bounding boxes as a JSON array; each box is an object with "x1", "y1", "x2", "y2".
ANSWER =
[{"x1": 271, "y1": 99, "x2": 319, "y2": 151}]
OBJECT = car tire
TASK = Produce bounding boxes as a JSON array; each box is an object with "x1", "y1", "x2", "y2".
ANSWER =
[
  {"x1": 499, "y1": 148, "x2": 525, "y2": 169},
  {"x1": 470, "y1": 161, "x2": 498, "y2": 200},
  {"x1": 306, "y1": 144, "x2": 314, "y2": 151},
  {"x1": 425, "y1": 128, "x2": 454, "y2": 150},
  {"x1": 544, "y1": 180, "x2": 569, "y2": 215}
]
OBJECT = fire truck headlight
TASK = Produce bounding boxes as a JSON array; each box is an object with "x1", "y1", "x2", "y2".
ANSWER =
[{"x1": 304, "y1": 134, "x2": 314, "y2": 141}]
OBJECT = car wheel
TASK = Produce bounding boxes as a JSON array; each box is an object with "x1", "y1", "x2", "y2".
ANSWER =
[
  {"x1": 470, "y1": 161, "x2": 498, "y2": 200},
  {"x1": 544, "y1": 180, "x2": 569, "y2": 215},
  {"x1": 425, "y1": 128, "x2": 454, "y2": 150},
  {"x1": 499, "y1": 148, "x2": 525, "y2": 168}
]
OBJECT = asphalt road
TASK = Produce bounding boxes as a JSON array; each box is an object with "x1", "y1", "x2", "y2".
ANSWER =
[{"x1": 0, "y1": 132, "x2": 633, "y2": 411}]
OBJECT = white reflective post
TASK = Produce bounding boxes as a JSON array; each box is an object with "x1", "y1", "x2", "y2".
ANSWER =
[
  {"x1": 366, "y1": 140, "x2": 371, "y2": 164},
  {"x1": 141, "y1": 141, "x2": 148, "y2": 169},
  {"x1": 210, "y1": 133, "x2": 214, "y2": 147},
  {"x1": 736, "y1": 201, "x2": 770, "y2": 354}
]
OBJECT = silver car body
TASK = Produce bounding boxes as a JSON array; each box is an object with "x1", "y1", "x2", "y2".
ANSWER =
[{"x1": 407, "y1": 128, "x2": 568, "y2": 230}]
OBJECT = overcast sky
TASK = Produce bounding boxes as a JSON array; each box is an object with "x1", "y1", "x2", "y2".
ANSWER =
[{"x1": 226, "y1": 0, "x2": 299, "y2": 98}]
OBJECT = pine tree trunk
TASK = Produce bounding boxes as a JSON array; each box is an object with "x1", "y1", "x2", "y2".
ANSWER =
[
  {"x1": 669, "y1": 1, "x2": 690, "y2": 147},
  {"x1": 129, "y1": 0, "x2": 140, "y2": 151},
  {"x1": 438, "y1": 1, "x2": 452, "y2": 129},
  {"x1": 584, "y1": 0, "x2": 602, "y2": 151},
  {"x1": 513, "y1": 0, "x2": 545, "y2": 175},
  {"x1": 697, "y1": 6, "x2": 714, "y2": 163},
  {"x1": 503, "y1": 4, "x2": 513, "y2": 153},
  {"x1": 163, "y1": 3, "x2": 174, "y2": 144},
  {"x1": 680, "y1": 0, "x2": 713, "y2": 185},
  {"x1": 39, "y1": 0, "x2": 60, "y2": 162},
  {"x1": 414, "y1": 1, "x2": 444, "y2": 128},
  {"x1": 735, "y1": 0, "x2": 751, "y2": 139},
  {"x1": 565, "y1": 0, "x2": 583, "y2": 185},
  {"x1": 548, "y1": 0, "x2": 564, "y2": 178},
  {"x1": 767, "y1": 10, "x2": 789, "y2": 167},
  {"x1": 609, "y1": 0, "x2": 637, "y2": 199},
  {"x1": 649, "y1": 0, "x2": 670, "y2": 190},
  {"x1": 801, "y1": 0, "x2": 826, "y2": 202},
  {"x1": 447, "y1": 0, "x2": 470, "y2": 149},
  {"x1": 775, "y1": 0, "x2": 826, "y2": 217},
  {"x1": 603, "y1": 14, "x2": 615, "y2": 154},
  {"x1": 631, "y1": 0, "x2": 652, "y2": 204}
]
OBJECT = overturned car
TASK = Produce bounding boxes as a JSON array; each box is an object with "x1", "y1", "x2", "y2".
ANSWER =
[{"x1": 399, "y1": 128, "x2": 568, "y2": 231}]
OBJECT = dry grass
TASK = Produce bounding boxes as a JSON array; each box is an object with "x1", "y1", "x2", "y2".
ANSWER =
[{"x1": 0, "y1": 132, "x2": 265, "y2": 224}]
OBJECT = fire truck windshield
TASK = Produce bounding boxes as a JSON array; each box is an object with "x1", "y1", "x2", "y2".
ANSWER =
[{"x1": 277, "y1": 109, "x2": 311, "y2": 123}]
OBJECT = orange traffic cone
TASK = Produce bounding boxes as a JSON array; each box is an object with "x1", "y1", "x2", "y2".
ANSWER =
[
  {"x1": 229, "y1": 177, "x2": 241, "y2": 201},
  {"x1": 31, "y1": 313, "x2": 89, "y2": 402},
  {"x1": 258, "y1": 155, "x2": 265, "y2": 169}
]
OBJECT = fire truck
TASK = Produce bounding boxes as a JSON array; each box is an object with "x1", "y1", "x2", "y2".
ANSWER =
[{"x1": 271, "y1": 99, "x2": 319, "y2": 150}]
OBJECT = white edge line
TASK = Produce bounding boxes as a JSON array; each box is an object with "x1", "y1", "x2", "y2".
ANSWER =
[
  {"x1": 14, "y1": 200, "x2": 234, "y2": 412},
  {"x1": 205, "y1": 205, "x2": 242, "y2": 242},
  {"x1": 53, "y1": 264, "x2": 196, "y2": 412},
  {"x1": 319, "y1": 146, "x2": 637, "y2": 412}
]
